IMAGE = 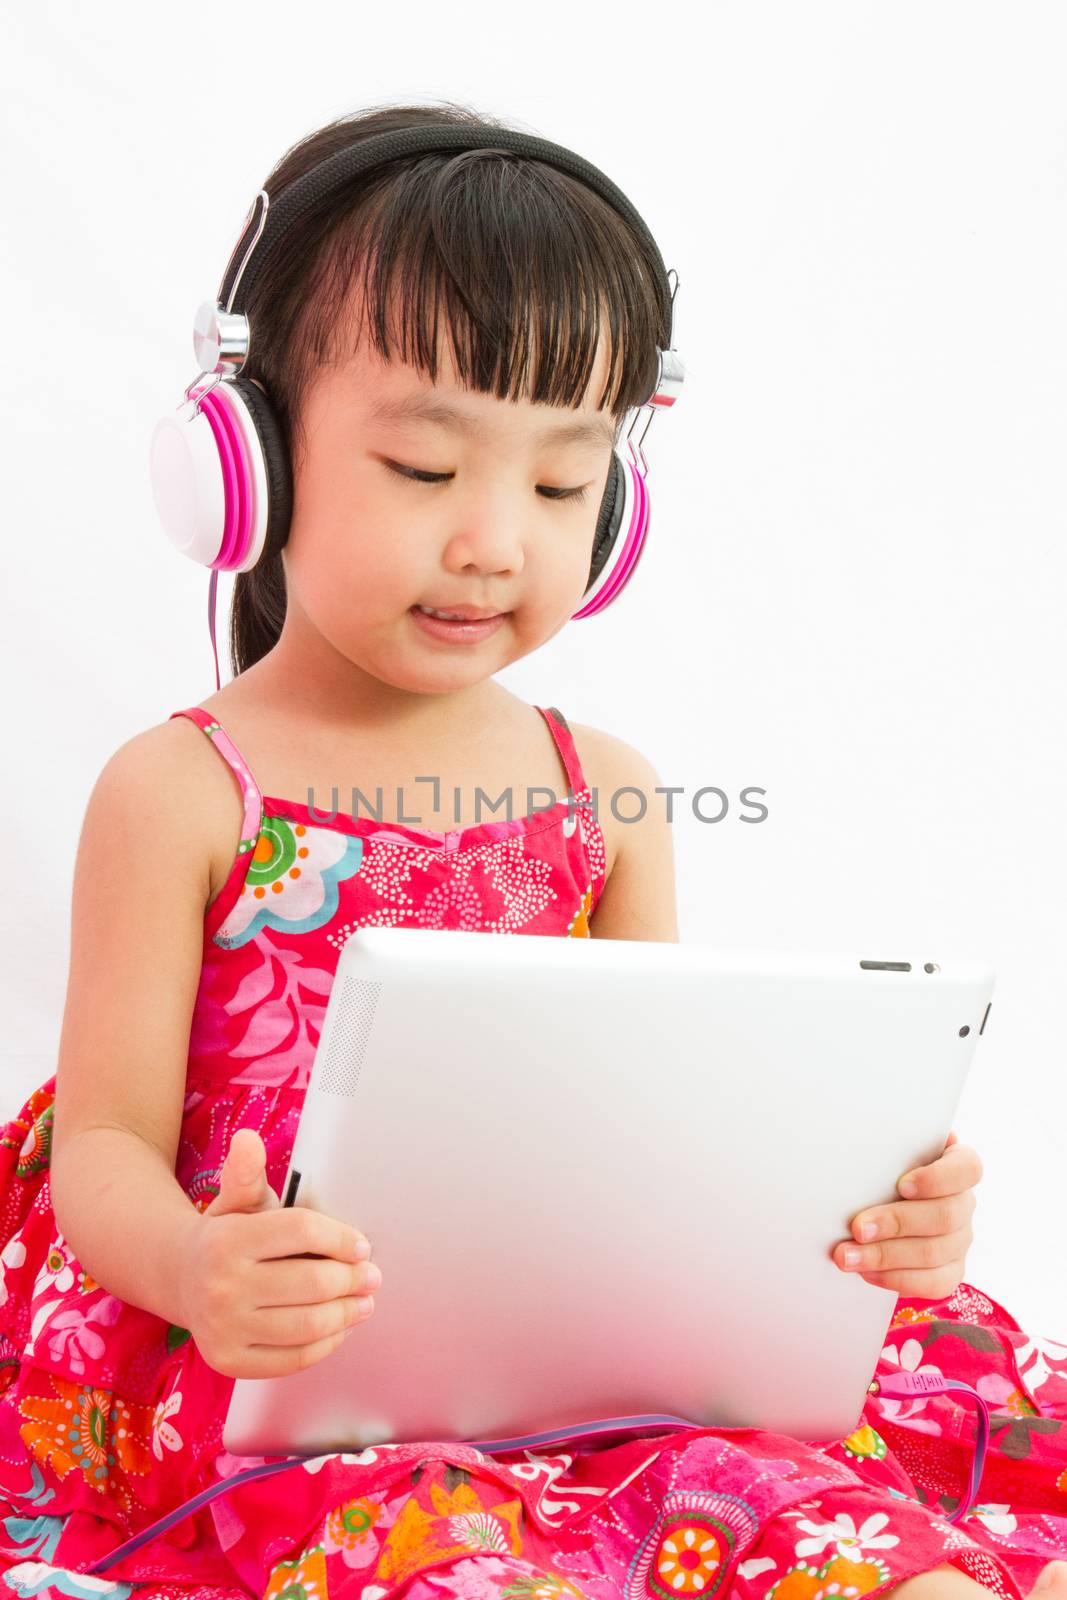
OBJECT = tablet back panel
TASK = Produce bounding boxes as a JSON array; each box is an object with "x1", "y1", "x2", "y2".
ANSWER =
[{"x1": 223, "y1": 930, "x2": 993, "y2": 1455}]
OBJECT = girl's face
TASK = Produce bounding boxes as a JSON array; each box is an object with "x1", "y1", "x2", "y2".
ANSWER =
[{"x1": 278, "y1": 315, "x2": 619, "y2": 700}]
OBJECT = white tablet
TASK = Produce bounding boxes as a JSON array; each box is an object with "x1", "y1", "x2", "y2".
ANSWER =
[{"x1": 223, "y1": 929, "x2": 994, "y2": 1456}]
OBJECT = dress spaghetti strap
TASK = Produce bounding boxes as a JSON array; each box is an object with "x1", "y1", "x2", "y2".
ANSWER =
[
  {"x1": 169, "y1": 706, "x2": 264, "y2": 862},
  {"x1": 536, "y1": 705, "x2": 589, "y2": 799},
  {"x1": 174, "y1": 705, "x2": 587, "y2": 811}
]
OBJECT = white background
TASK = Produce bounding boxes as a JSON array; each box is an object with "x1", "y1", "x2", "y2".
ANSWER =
[{"x1": 4, "y1": 4, "x2": 1065, "y2": 1338}]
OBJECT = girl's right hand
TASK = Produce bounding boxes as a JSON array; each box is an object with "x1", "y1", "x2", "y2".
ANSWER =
[{"x1": 176, "y1": 1126, "x2": 381, "y2": 1379}]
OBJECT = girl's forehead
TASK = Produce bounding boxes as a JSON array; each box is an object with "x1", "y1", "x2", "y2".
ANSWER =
[{"x1": 336, "y1": 311, "x2": 620, "y2": 436}]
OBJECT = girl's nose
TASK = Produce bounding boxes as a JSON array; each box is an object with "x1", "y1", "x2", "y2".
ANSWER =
[{"x1": 443, "y1": 517, "x2": 525, "y2": 577}]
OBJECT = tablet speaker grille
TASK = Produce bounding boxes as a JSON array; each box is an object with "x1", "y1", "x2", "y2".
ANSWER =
[{"x1": 318, "y1": 977, "x2": 382, "y2": 1098}]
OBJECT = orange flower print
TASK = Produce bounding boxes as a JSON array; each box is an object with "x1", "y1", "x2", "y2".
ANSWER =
[
  {"x1": 264, "y1": 1538, "x2": 329, "y2": 1600},
  {"x1": 765, "y1": 1552, "x2": 890, "y2": 1598},
  {"x1": 840, "y1": 1422, "x2": 888, "y2": 1464},
  {"x1": 754, "y1": 1508, "x2": 898, "y2": 1596},
  {"x1": 626, "y1": 1491, "x2": 758, "y2": 1599},
  {"x1": 374, "y1": 1476, "x2": 523, "y2": 1587},
  {"x1": 890, "y1": 1302, "x2": 936, "y2": 1329},
  {"x1": 649, "y1": 1519, "x2": 725, "y2": 1595},
  {"x1": 2, "y1": 1090, "x2": 55, "y2": 1179},
  {"x1": 18, "y1": 1373, "x2": 156, "y2": 1517},
  {"x1": 567, "y1": 885, "x2": 594, "y2": 937}
]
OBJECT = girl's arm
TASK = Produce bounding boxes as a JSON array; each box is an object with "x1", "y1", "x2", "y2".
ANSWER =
[
  {"x1": 49, "y1": 724, "x2": 224, "y2": 1327},
  {"x1": 585, "y1": 733, "x2": 679, "y2": 942}
]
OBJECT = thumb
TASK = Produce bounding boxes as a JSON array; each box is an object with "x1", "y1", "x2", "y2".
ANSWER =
[{"x1": 206, "y1": 1127, "x2": 277, "y2": 1216}]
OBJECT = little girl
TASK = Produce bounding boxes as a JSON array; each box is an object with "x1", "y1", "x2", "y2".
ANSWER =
[{"x1": 1, "y1": 99, "x2": 1065, "y2": 1600}]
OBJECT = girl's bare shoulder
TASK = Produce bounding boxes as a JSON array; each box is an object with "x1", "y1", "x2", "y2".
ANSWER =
[
  {"x1": 563, "y1": 720, "x2": 671, "y2": 887},
  {"x1": 112, "y1": 711, "x2": 256, "y2": 911}
]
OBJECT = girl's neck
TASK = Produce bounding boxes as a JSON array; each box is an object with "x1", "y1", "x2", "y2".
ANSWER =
[{"x1": 227, "y1": 637, "x2": 508, "y2": 748}]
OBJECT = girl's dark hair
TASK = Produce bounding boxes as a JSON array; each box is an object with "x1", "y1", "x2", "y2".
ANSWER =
[{"x1": 230, "y1": 98, "x2": 668, "y2": 677}]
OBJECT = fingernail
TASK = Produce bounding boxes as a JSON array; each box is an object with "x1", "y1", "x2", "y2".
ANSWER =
[
  {"x1": 353, "y1": 1238, "x2": 371, "y2": 1261},
  {"x1": 843, "y1": 1247, "x2": 863, "y2": 1268},
  {"x1": 900, "y1": 1178, "x2": 919, "y2": 1198},
  {"x1": 858, "y1": 1221, "x2": 879, "y2": 1242}
]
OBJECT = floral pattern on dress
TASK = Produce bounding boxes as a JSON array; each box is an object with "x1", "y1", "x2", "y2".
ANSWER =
[
  {"x1": 216, "y1": 826, "x2": 366, "y2": 948},
  {"x1": 0, "y1": 703, "x2": 1061, "y2": 1600}
]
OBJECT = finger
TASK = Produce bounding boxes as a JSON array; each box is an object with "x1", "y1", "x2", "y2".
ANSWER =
[
  {"x1": 239, "y1": 1323, "x2": 361, "y2": 1378},
  {"x1": 250, "y1": 1293, "x2": 375, "y2": 1348},
  {"x1": 837, "y1": 1221, "x2": 973, "y2": 1277},
  {"x1": 207, "y1": 1129, "x2": 276, "y2": 1216},
  {"x1": 848, "y1": 1189, "x2": 976, "y2": 1248},
  {"x1": 257, "y1": 1253, "x2": 381, "y2": 1307},
  {"x1": 249, "y1": 1205, "x2": 369, "y2": 1266},
  {"x1": 857, "y1": 1262, "x2": 966, "y2": 1299},
  {"x1": 897, "y1": 1140, "x2": 983, "y2": 1201},
  {"x1": 228, "y1": 1127, "x2": 266, "y2": 1172}
]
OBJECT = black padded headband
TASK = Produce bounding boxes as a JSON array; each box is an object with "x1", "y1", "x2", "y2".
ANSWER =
[{"x1": 217, "y1": 122, "x2": 675, "y2": 348}]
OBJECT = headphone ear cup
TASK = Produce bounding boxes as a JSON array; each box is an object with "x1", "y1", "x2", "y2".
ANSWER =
[
  {"x1": 572, "y1": 438, "x2": 651, "y2": 620},
  {"x1": 588, "y1": 452, "x2": 625, "y2": 592},
  {"x1": 228, "y1": 375, "x2": 293, "y2": 566}
]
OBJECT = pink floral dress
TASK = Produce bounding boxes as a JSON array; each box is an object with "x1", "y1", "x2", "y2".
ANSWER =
[{"x1": 0, "y1": 702, "x2": 1065, "y2": 1600}]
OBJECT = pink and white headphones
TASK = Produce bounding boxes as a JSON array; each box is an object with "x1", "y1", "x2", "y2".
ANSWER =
[{"x1": 149, "y1": 124, "x2": 685, "y2": 687}]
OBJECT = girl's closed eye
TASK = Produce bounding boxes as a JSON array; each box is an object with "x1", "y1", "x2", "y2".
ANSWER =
[{"x1": 383, "y1": 459, "x2": 591, "y2": 504}]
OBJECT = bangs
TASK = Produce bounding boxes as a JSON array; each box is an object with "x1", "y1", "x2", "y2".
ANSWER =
[{"x1": 280, "y1": 149, "x2": 664, "y2": 442}]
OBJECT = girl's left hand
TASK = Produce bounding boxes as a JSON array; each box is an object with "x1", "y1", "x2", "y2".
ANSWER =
[{"x1": 831, "y1": 1131, "x2": 983, "y2": 1298}]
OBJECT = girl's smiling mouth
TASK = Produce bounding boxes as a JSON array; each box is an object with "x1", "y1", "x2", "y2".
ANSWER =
[{"x1": 409, "y1": 604, "x2": 510, "y2": 642}]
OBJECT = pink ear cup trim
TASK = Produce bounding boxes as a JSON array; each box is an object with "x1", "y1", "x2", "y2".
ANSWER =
[
  {"x1": 597, "y1": 451, "x2": 649, "y2": 606},
  {"x1": 213, "y1": 385, "x2": 256, "y2": 569},
  {"x1": 196, "y1": 384, "x2": 255, "y2": 570},
  {"x1": 191, "y1": 385, "x2": 240, "y2": 566},
  {"x1": 572, "y1": 443, "x2": 650, "y2": 618}
]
